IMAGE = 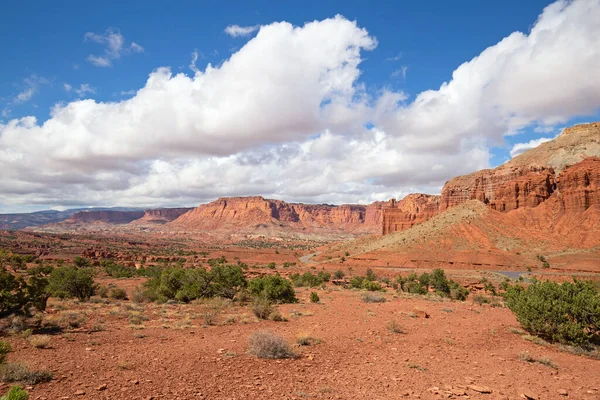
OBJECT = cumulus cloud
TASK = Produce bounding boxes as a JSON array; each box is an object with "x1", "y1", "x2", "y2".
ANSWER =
[
  {"x1": 225, "y1": 24, "x2": 260, "y2": 37},
  {"x1": 84, "y1": 28, "x2": 144, "y2": 67},
  {"x1": 510, "y1": 136, "x2": 556, "y2": 157},
  {"x1": 376, "y1": 0, "x2": 600, "y2": 154},
  {"x1": 1, "y1": 1, "x2": 600, "y2": 212}
]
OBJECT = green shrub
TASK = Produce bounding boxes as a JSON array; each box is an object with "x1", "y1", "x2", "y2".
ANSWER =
[
  {"x1": 430, "y1": 269, "x2": 450, "y2": 295},
  {"x1": 0, "y1": 342, "x2": 10, "y2": 364},
  {"x1": 290, "y1": 271, "x2": 330, "y2": 288},
  {"x1": 142, "y1": 265, "x2": 246, "y2": 302},
  {"x1": 73, "y1": 256, "x2": 91, "y2": 268},
  {"x1": 449, "y1": 281, "x2": 469, "y2": 301},
  {"x1": 506, "y1": 280, "x2": 600, "y2": 346},
  {"x1": 361, "y1": 280, "x2": 383, "y2": 291},
  {"x1": 1, "y1": 386, "x2": 29, "y2": 400},
  {"x1": 0, "y1": 267, "x2": 50, "y2": 316},
  {"x1": 47, "y1": 267, "x2": 96, "y2": 301},
  {"x1": 248, "y1": 275, "x2": 296, "y2": 303},
  {"x1": 310, "y1": 292, "x2": 320, "y2": 303},
  {"x1": 403, "y1": 280, "x2": 427, "y2": 295},
  {"x1": 349, "y1": 276, "x2": 364, "y2": 289},
  {"x1": 102, "y1": 261, "x2": 134, "y2": 278},
  {"x1": 333, "y1": 270, "x2": 345, "y2": 279},
  {"x1": 109, "y1": 288, "x2": 128, "y2": 300},
  {"x1": 365, "y1": 268, "x2": 377, "y2": 281},
  {"x1": 418, "y1": 273, "x2": 430, "y2": 290}
]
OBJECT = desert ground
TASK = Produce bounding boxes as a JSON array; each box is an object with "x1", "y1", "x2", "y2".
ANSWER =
[{"x1": 0, "y1": 230, "x2": 599, "y2": 400}]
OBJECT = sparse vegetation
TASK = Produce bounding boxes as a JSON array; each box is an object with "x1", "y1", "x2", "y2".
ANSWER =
[
  {"x1": 110, "y1": 287, "x2": 128, "y2": 300},
  {"x1": 0, "y1": 363, "x2": 52, "y2": 384},
  {"x1": 248, "y1": 330, "x2": 296, "y2": 359},
  {"x1": 1, "y1": 386, "x2": 29, "y2": 400},
  {"x1": 27, "y1": 335, "x2": 50, "y2": 349},
  {"x1": 290, "y1": 271, "x2": 330, "y2": 288},
  {"x1": 296, "y1": 332, "x2": 320, "y2": 346},
  {"x1": 361, "y1": 292, "x2": 386, "y2": 303},
  {"x1": 0, "y1": 342, "x2": 10, "y2": 364},
  {"x1": 310, "y1": 292, "x2": 320, "y2": 303},
  {"x1": 251, "y1": 298, "x2": 274, "y2": 320},
  {"x1": 386, "y1": 320, "x2": 404, "y2": 334}
]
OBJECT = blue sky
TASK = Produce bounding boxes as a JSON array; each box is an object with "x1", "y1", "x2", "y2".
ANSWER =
[{"x1": 1, "y1": 0, "x2": 599, "y2": 212}]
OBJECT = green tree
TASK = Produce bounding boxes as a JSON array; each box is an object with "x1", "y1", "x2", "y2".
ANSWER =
[{"x1": 47, "y1": 267, "x2": 96, "y2": 301}]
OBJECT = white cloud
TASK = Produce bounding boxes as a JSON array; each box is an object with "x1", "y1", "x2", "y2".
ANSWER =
[
  {"x1": 75, "y1": 84, "x2": 96, "y2": 97},
  {"x1": 14, "y1": 88, "x2": 35, "y2": 103},
  {"x1": 189, "y1": 49, "x2": 201, "y2": 74},
  {"x1": 510, "y1": 136, "x2": 556, "y2": 157},
  {"x1": 376, "y1": 0, "x2": 600, "y2": 153},
  {"x1": 63, "y1": 83, "x2": 73, "y2": 92},
  {"x1": 391, "y1": 66, "x2": 407, "y2": 79},
  {"x1": 84, "y1": 28, "x2": 144, "y2": 67},
  {"x1": 11, "y1": 75, "x2": 48, "y2": 104},
  {"x1": 1, "y1": 2, "x2": 600, "y2": 211},
  {"x1": 225, "y1": 24, "x2": 260, "y2": 37},
  {"x1": 120, "y1": 90, "x2": 136, "y2": 96}
]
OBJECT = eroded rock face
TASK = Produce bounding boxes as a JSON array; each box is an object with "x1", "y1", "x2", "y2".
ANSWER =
[
  {"x1": 557, "y1": 157, "x2": 600, "y2": 212},
  {"x1": 135, "y1": 208, "x2": 193, "y2": 224},
  {"x1": 440, "y1": 165, "x2": 556, "y2": 213},
  {"x1": 170, "y1": 196, "x2": 383, "y2": 233},
  {"x1": 382, "y1": 194, "x2": 441, "y2": 234}
]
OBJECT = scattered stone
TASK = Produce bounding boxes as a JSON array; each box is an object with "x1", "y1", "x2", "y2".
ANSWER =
[
  {"x1": 557, "y1": 389, "x2": 568, "y2": 396},
  {"x1": 468, "y1": 385, "x2": 492, "y2": 394},
  {"x1": 74, "y1": 390, "x2": 85, "y2": 396},
  {"x1": 97, "y1": 384, "x2": 107, "y2": 391}
]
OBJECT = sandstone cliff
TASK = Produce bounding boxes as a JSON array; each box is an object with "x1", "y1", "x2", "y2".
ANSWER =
[
  {"x1": 169, "y1": 196, "x2": 383, "y2": 234},
  {"x1": 383, "y1": 122, "x2": 600, "y2": 234},
  {"x1": 133, "y1": 208, "x2": 193, "y2": 224}
]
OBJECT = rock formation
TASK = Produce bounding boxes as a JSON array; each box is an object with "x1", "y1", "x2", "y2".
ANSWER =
[
  {"x1": 170, "y1": 196, "x2": 384, "y2": 234},
  {"x1": 133, "y1": 208, "x2": 193, "y2": 224},
  {"x1": 382, "y1": 194, "x2": 441, "y2": 234},
  {"x1": 65, "y1": 210, "x2": 145, "y2": 225},
  {"x1": 382, "y1": 122, "x2": 600, "y2": 235}
]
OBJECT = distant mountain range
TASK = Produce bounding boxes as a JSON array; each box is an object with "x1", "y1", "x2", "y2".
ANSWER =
[{"x1": 0, "y1": 207, "x2": 144, "y2": 230}]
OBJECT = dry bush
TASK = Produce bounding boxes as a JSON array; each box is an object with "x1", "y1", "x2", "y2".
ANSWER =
[
  {"x1": 248, "y1": 330, "x2": 296, "y2": 359},
  {"x1": 386, "y1": 320, "x2": 404, "y2": 334},
  {"x1": 296, "y1": 332, "x2": 320, "y2": 346},
  {"x1": 0, "y1": 363, "x2": 52, "y2": 384},
  {"x1": 361, "y1": 293, "x2": 386, "y2": 303},
  {"x1": 268, "y1": 309, "x2": 287, "y2": 322},
  {"x1": 27, "y1": 335, "x2": 51, "y2": 349},
  {"x1": 251, "y1": 298, "x2": 274, "y2": 320}
]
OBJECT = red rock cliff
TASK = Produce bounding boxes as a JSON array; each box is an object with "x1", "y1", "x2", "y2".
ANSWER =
[
  {"x1": 134, "y1": 208, "x2": 193, "y2": 224},
  {"x1": 169, "y1": 196, "x2": 383, "y2": 233},
  {"x1": 382, "y1": 194, "x2": 441, "y2": 234},
  {"x1": 557, "y1": 157, "x2": 600, "y2": 212}
]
